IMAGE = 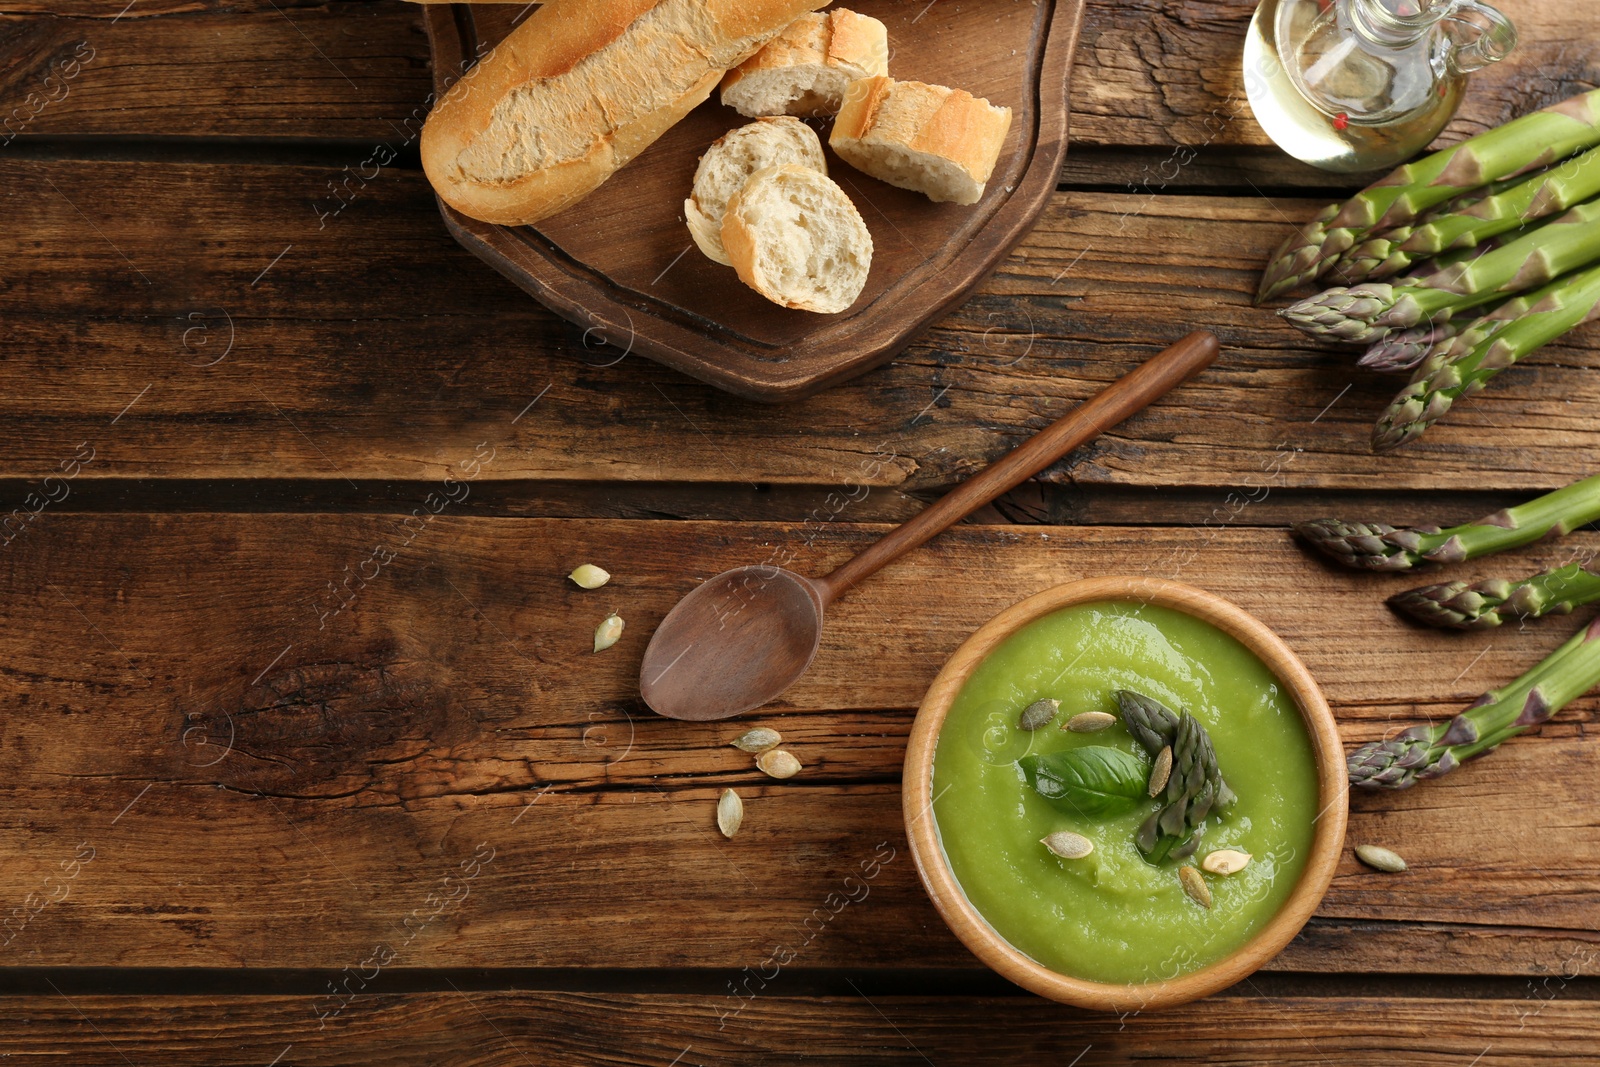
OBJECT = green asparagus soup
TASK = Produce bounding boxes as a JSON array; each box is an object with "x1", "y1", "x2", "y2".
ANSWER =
[{"x1": 931, "y1": 601, "x2": 1319, "y2": 985}]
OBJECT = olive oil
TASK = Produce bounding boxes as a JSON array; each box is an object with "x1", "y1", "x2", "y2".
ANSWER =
[{"x1": 1244, "y1": 0, "x2": 1515, "y2": 173}]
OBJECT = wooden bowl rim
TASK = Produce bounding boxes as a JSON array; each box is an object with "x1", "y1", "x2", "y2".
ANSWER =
[{"x1": 901, "y1": 576, "x2": 1348, "y2": 1012}]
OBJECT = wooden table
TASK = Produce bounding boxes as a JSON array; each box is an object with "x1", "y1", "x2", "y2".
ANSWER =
[{"x1": 2, "y1": 1, "x2": 1597, "y2": 1062}]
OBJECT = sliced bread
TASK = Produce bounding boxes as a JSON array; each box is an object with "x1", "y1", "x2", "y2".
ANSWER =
[
  {"x1": 830, "y1": 76, "x2": 1013, "y2": 206},
  {"x1": 419, "y1": 0, "x2": 828, "y2": 226},
  {"x1": 685, "y1": 117, "x2": 827, "y2": 265},
  {"x1": 722, "y1": 165, "x2": 873, "y2": 314},
  {"x1": 720, "y1": 9, "x2": 889, "y2": 119}
]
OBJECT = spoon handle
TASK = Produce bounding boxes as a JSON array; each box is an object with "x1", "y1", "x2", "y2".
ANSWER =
[{"x1": 813, "y1": 330, "x2": 1220, "y2": 604}]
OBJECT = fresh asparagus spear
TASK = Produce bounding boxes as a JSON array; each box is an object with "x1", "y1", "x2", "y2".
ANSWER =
[
  {"x1": 1281, "y1": 198, "x2": 1600, "y2": 343},
  {"x1": 1373, "y1": 263, "x2": 1600, "y2": 450},
  {"x1": 1258, "y1": 89, "x2": 1600, "y2": 302},
  {"x1": 1293, "y1": 473, "x2": 1600, "y2": 572},
  {"x1": 1349, "y1": 616, "x2": 1600, "y2": 787},
  {"x1": 1329, "y1": 147, "x2": 1600, "y2": 284},
  {"x1": 1389, "y1": 562, "x2": 1600, "y2": 630}
]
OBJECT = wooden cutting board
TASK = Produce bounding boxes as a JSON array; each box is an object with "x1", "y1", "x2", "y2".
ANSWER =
[{"x1": 424, "y1": 1, "x2": 1086, "y2": 402}]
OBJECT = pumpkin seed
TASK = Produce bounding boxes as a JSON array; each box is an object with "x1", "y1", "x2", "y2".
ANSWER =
[
  {"x1": 756, "y1": 749, "x2": 801, "y2": 779},
  {"x1": 1040, "y1": 831, "x2": 1094, "y2": 859},
  {"x1": 1148, "y1": 745, "x2": 1173, "y2": 796},
  {"x1": 1201, "y1": 849, "x2": 1252, "y2": 876},
  {"x1": 1179, "y1": 865, "x2": 1212, "y2": 908},
  {"x1": 731, "y1": 727, "x2": 782, "y2": 754},
  {"x1": 716, "y1": 788, "x2": 743, "y2": 839},
  {"x1": 569, "y1": 564, "x2": 611, "y2": 589},
  {"x1": 1355, "y1": 844, "x2": 1408, "y2": 873},
  {"x1": 1065, "y1": 711, "x2": 1117, "y2": 733},
  {"x1": 1017, "y1": 698, "x2": 1060, "y2": 731},
  {"x1": 593, "y1": 613, "x2": 624, "y2": 652}
]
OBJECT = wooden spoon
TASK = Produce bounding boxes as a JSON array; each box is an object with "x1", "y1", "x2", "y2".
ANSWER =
[{"x1": 639, "y1": 330, "x2": 1221, "y2": 721}]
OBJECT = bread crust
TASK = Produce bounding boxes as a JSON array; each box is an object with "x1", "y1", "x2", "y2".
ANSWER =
[
  {"x1": 719, "y1": 9, "x2": 889, "y2": 118},
  {"x1": 421, "y1": 0, "x2": 827, "y2": 227},
  {"x1": 824, "y1": 9, "x2": 889, "y2": 73},
  {"x1": 830, "y1": 76, "x2": 1013, "y2": 204}
]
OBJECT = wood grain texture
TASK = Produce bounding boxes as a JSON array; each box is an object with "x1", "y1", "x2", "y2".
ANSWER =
[
  {"x1": 4, "y1": 159, "x2": 1597, "y2": 489},
  {"x1": 0, "y1": 991, "x2": 1595, "y2": 1065},
  {"x1": 0, "y1": 515, "x2": 1594, "y2": 971},
  {"x1": 1073, "y1": 0, "x2": 1599, "y2": 149},
  {"x1": 2, "y1": 0, "x2": 1591, "y2": 163}
]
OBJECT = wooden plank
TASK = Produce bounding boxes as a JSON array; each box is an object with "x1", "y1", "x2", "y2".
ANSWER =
[
  {"x1": 0, "y1": 515, "x2": 1595, "y2": 971},
  {"x1": 1, "y1": 0, "x2": 1588, "y2": 162},
  {"x1": 0, "y1": 992, "x2": 1593, "y2": 1065},
  {"x1": 4, "y1": 159, "x2": 1597, "y2": 489},
  {"x1": 1073, "y1": 0, "x2": 1599, "y2": 149}
]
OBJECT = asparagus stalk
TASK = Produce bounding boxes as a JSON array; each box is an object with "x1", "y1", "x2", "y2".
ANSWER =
[
  {"x1": 1136, "y1": 711, "x2": 1234, "y2": 863},
  {"x1": 1349, "y1": 616, "x2": 1600, "y2": 787},
  {"x1": 1293, "y1": 472, "x2": 1600, "y2": 572},
  {"x1": 1116, "y1": 691, "x2": 1235, "y2": 863},
  {"x1": 1373, "y1": 263, "x2": 1600, "y2": 450},
  {"x1": 1281, "y1": 198, "x2": 1600, "y2": 343},
  {"x1": 1329, "y1": 148, "x2": 1600, "y2": 284},
  {"x1": 1389, "y1": 562, "x2": 1600, "y2": 630},
  {"x1": 1276, "y1": 185, "x2": 1509, "y2": 297},
  {"x1": 1258, "y1": 89, "x2": 1600, "y2": 302}
]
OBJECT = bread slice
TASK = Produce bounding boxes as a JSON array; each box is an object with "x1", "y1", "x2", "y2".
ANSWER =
[
  {"x1": 830, "y1": 76, "x2": 1013, "y2": 206},
  {"x1": 722, "y1": 165, "x2": 873, "y2": 314},
  {"x1": 720, "y1": 9, "x2": 890, "y2": 119},
  {"x1": 419, "y1": 0, "x2": 829, "y2": 227},
  {"x1": 684, "y1": 118, "x2": 827, "y2": 265}
]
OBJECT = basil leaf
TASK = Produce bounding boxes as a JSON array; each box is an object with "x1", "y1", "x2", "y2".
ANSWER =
[{"x1": 1019, "y1": 747, "x2": 1148, "y2": 817}]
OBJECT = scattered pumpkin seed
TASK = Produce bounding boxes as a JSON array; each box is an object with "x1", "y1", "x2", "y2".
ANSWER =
[
  {"x1": 731, "y1": 727, "x2": 782, "y2": 754},
  {"x1": 1148, "y1": 745, "x2": 1173, "y2": 797},
  {"x1": 1065, "y1": 711, "x2": 1117, "y2": 733},
  {"x1": 1040, "y1": 831, "x2": 1094, "y2": 859},
  {"x1": 1201, "y1": 849, "x2": 1252, "y2": 876},
  {"x1": 1179, "y1": 865, "x2": 1212, "y2": 908},
  {"x1": 593, "y1": 613, "x2": 624, "y2": 652},
  {"x1": 1017, "y1": 698, "x2": 1060, "y2": 731},
  {"x1": 568, "y1": 563, "x2": 611, "y2": 589},
  {"x1": 756, "y1": 749, "x2": 802, "y2": 779},
  {"x1": 1355, "y1": 844, "x2": 1408, "y2": 873},
  {"x1": 716, "y1": 788, "x2": 743, "y2": 839}
]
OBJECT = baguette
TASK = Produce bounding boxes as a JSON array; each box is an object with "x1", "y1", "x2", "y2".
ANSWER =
[
  {"x1": 720, "y1": 10, "x2": 890, "y2": 119},
  {"x1": 685, "y1": 117, "x2": 827, "y2": 265},
  {"x1": 420, "y1": 0, "x2": 829, "y2": 227},
  {"x1": 830, "y1": 76, "x2": 1013, "y2": 206},
  {"x1": 722, "y1": 165, "x2": 873, "y2": 314}
]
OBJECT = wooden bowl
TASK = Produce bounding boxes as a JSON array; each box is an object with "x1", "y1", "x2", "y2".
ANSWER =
[{"x1": 902, "y1": 576, "x2": 1347, "y2": 1012}]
